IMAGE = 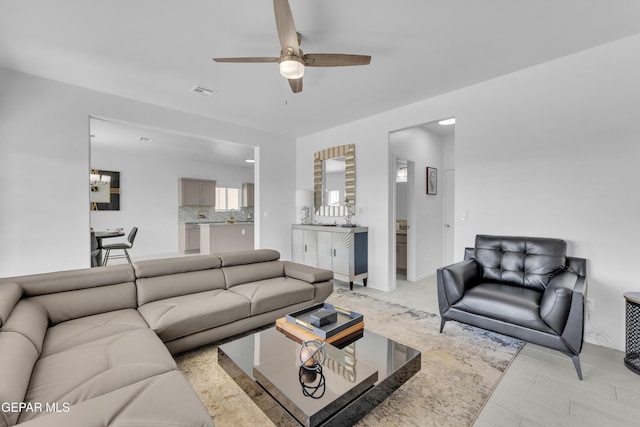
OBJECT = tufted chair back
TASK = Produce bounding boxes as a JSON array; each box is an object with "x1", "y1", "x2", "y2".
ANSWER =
[{"x1": 473, "y1": 235, "x2": 567, "y2": 291}]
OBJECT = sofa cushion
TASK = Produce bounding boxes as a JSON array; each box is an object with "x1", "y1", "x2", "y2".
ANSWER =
[
  {"x1": 19, "y1": 327, "x2": 176, "y2": 424},
  {"x1": 0, "y1": 333, "x2": 40, "y2": 427},
  {"x1": 4, "y1": 264, "x2": 135, "y2": 297},
  {"x1": 41, "y1": 309, "x2": 149, "y2": 357},
  {"x1": 217, "y1": 248, "x2": 280, "y2": 267},
  {"x1": 17, "y1": 371, "x2": 213, "y2": 427},
  {"x1": 135, "y1": 269, "x2": 227, "y2": 306},
  {"x1": 282, "y1": 261, "x2": 334, "y2": 284},
  {"x1": 452, "y1": 282, "x2": 555, "y2": 334},
  {"x1": 133, "y1": 255, "x2": 221, "y2": 278},
  {"x1": 138, "y1": 289, "x2": 251, "y2": 342},
  {"x1": 0, "y1": 300, "x2": 49, "y2": 427},
  {"x1": 1, "y1": 300, "x2": 48, "y2": 355},
  {"x1": 474, "y1": 235, "x2": 567, "y2": 291},
  {"x1": 228, "y1": 277, "x2": 315, "y2": 316},
  {"x1": 28, "y1": 282, "x2": 137, "y2": 326},
  {"x1": 222, "y1": 261, "x2": 285, "y2": 289},
  {"x1": 0, "y1": 283, "x2": 22, "y2": 327}
]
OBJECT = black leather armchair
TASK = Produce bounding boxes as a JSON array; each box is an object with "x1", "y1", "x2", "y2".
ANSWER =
[{"x1": 437, "y1": 235, "x2": 587, "y2": 379}]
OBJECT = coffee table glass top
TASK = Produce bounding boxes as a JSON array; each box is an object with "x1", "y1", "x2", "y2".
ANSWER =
[{"x1": 218, "y1": 327, "x2": 421, "y2": 427}]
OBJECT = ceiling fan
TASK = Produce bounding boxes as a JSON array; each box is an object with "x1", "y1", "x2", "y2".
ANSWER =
[{"x1": 213, "y1": 0, "x2": 371, "y2": 94}]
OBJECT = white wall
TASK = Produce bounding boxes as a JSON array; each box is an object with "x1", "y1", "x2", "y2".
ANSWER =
[
  {"x1": 297, "y1": 34, "x2": 640, "y2": 351},
  {"x1": 90, "y1": 139, "x2": 253, "y2": 257},
  {"x1": 0, "y1": 68, "x2": 296, "y2": 277},
  {"x1": 396, "y1": 181, "x2": 408, "y2": 220},
  {"x1": 443, "y1": 133, "x2": 455, "y2": 170}
]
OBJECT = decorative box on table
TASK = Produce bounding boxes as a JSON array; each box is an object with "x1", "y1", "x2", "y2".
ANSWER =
[{"x1": 276, "y1": 303, "x2": 364, "y2": 347}]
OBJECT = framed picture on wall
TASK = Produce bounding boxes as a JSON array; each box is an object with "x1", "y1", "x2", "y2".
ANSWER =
[
  {"x1": 426, "y1": 167, "x2": 437, "y2": 195},
  {"x1": 90, "y1": 169, "x2": 121, "y2": 211}
]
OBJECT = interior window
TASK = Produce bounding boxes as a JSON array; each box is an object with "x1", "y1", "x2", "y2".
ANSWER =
[{"x1": 216, "y1": 187, "x2": 240, "y2": 210}]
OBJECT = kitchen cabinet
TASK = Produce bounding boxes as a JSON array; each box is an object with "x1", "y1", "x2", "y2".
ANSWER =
[
  {"x1": 242, "y1": 182, "x2": 254, "y2": 208},
  {"x1": 291, "y1": 225, "x2": 368, "y2": 290},
  {"x1": 178, "y1": 223, "x2": 201, "y2": 254},
  {"x1": 200, "y1": 223, "x2": 254, "y2": 254},
  {"x1": 396, "y1": 233, "x2": 407, "y2": 273},
  {"x1": 179, "y1": 178, "x2": 216, "y2": 206}
]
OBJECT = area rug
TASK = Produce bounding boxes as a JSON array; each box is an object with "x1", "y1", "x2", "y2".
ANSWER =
[{"x1": 175, "y1": 289, "x2": 523, "y2": 426}]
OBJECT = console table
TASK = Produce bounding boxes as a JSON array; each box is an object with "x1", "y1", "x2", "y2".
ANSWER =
[{"x1": 291, "y1": 225, "x2": 368, "y2": 290}]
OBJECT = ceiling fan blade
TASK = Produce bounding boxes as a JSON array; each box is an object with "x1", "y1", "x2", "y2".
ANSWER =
[
  {"x1": 304, "y1": 54, "x2": 371, "y2": 67},
  {"x1": 288, "y1": 77, "x2": 303, "y2": 93},
  {"x1": 213, "y1": 57, "x2": 279, "y2": 63},
  {"x1": 273, "y1": 0, "x2": 300, "y2": 55}
]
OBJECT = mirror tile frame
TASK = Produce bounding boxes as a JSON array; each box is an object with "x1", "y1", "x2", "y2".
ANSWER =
[{"x1": 313, "y1": 144, "x2": 355, "y2": 211}]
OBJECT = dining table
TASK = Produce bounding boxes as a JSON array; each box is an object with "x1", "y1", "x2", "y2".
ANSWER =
[{"x1": 92, "y1": 229, "x2": 125, "y2": 266}]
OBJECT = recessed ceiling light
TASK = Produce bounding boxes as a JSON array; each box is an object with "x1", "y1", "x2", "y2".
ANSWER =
[
  {"x1": 245, "y1": 158, "x2": 255, "y2": 163},
  {"x1": 438, "y1": 118, "x2": 456, "y2": 126},
  {"x1": 190, "y1": 85, "x2": 217, "y2": 97}
]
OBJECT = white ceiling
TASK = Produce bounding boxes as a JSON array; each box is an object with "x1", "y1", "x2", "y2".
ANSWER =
[
  {"x1": 90, "y1": 118, "x2": 255, "y2": 168},
  {"x1": 2, "y1": 0, "x2": 640, "y2": 139}
]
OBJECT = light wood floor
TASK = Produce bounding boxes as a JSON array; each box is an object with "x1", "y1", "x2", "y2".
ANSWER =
[{"x1": 333, "y1": 276, "x2": 640, "y2": 427}]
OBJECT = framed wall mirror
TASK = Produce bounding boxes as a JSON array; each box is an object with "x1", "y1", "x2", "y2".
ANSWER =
[{"x1": 313, "y1": 144, "x2": 355, "y2": 212}]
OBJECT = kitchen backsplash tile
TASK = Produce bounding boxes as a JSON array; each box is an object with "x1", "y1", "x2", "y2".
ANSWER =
[{"x1": 179, "y1": 207, "x2": 254, "y2": 223}]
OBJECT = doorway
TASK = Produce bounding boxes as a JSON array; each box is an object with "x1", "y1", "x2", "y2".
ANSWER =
[
  {"x1": 394, "y1": 158, "x2": 415, "y2": 281},
  {"x1": 89, "y1": 117, "x2": 256, "y2": 260},
  {"x1": 443, "y1": 169, "x2": 455, "y2": 265},
  {"x1": 388, "y1": 118, "x2": 455, "y2": 290}
]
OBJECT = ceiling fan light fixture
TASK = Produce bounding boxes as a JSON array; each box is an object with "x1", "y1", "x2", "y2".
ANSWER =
[{"x1": 279, "y1": 56, "x2": 305, "y2": 79}]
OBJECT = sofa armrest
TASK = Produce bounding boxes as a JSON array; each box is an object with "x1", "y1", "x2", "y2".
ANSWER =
[
  {"x1": 437, "y1": 259, "x2": 480, "y2": 314},
  {"x1": 560, "y1": 272, "x2": 587, "y2": 354},
  {"x1": 282, "y1": 261, "x2": 333, "y2": 284},
  {"x1": 0, "y1": 282, "x2": 22, "y2": 327},
  {"x1": 540, "y1": 270, "x2": 581, "y2": 333}
]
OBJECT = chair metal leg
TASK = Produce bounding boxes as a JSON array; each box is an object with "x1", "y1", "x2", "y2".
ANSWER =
[
  {"x1": 102, "y1": 249, "x2": 111, "y2": 266},
  {"x1": 439, "y1": 318, "x2": 446, "y2": 333},
  {"x1": 124, "y1": 249, "x2": 132, "y2": 265},
  {"x1": 571, "y1": 355, "x2": 583, "y2": 380}
]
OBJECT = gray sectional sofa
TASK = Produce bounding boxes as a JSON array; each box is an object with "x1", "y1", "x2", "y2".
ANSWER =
[{"x1": 0, "y1": 249, "x2": 333, "y2": 427}]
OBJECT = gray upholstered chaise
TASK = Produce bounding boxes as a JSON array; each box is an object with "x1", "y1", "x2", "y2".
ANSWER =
[{"x1": 0, "y1": 249, "x2": 333, "y2": 426}]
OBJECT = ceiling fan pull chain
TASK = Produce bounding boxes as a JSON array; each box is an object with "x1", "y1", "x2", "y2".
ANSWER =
[{"x1": 284, "y1": 78, "x2": 289, "y2": 105}]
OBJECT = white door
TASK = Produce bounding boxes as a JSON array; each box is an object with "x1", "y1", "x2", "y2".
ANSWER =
[
  {"x1": 317, "y1": 231, "x2": 334, "y2": 271},
  {"x1": 291, "y1": 229, "x2": 304, "y2": 264},
  {"x1": 444, "y1": 169, "x2": 455, "y2": 265},
  {"x1": 304, "y1": 230, "x2": 318, "y2": 266},
  {"x1": 332, "y1": 232, "x2": 352, "y2": 276}
]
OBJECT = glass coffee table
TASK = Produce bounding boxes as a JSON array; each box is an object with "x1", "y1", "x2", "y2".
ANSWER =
[{"x1": 218, "y1": 327, "x2": 421, "y2": 427}]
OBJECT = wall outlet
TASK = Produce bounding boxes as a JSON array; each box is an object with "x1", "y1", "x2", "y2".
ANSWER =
[{"x1": 587, "y1": 297, "x2": 595, "y2": 316}]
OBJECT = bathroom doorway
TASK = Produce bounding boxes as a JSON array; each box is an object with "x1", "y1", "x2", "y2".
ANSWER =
[
  {"x1": 388, "y1": 118, "x2": 455, "y2": 289},
  {"x1": 394, "y1": 158, "x2": 415, "y2": 280}
]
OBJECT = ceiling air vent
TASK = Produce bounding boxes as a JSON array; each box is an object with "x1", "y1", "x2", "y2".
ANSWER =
[{"x1": 190, "y1": 85, "x2": 217, "y2": 97}]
